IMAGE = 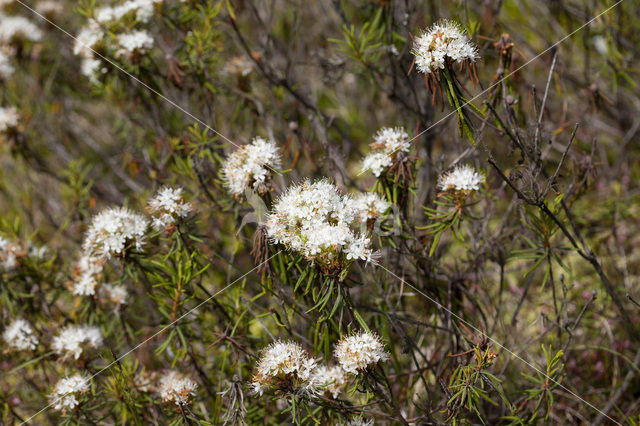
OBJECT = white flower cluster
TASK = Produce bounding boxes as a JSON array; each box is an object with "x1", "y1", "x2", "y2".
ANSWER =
[
  {"x1": 411, "y1": 20, "x2": 478, "y2": 74},
  {"x1": 147, "y1": 186, "x2": 193, "y2": 231},
  {"x1": 35, "y1": 1, "x2": 64, "y2": 18},
  {"x1": 99, "y1": 283, "x2": 129, "y2": 306},
  {"x1": 222, "y1": 137, "x2": 282, "y2": 197},
  {"x1": 0, "y1": 49, "x2": 13, "y2": 79},
  {"x1": 73, "y1": 0, "x2": 163, "y2": 82},
  {"x1": 157, "y1": 370, "x2": 198, "y2": 405},
  {"x1": 0, "y1": 15, "x2": 43, "y2": 45},
  {"x1": 348, "y1": 193, "x2": 391, "y2": 225},
  {"x1": 0, "y1": 235, "x2": 22, "y2": 270},
  {"x1": 309, "y1": 365, "x2": 347, "y2": 399},
  {"x1": 49, "y1": 375, "x2": 90, "y2": 413},
  {"x1": 361, "y1": 127, "x2": 410, "y2": 177},
  {"x1": 0, "y1": 106, "x2": 19, "y2": 133},
  {"x1": 251, "y1": 341, "x2": 317, "y2": 396},
  {"x1": 52, "y1": 325, "x2": 103, "y2": 360},
  {"x1": 82, "y1": 207, "x2": 148, "y2": 258},
  {"x1": 438, "y1": 164, "x2": 485, "y2": 192},
  {"x1": 266, "y1": 180, "x2": 387, "y2": 266},
  {"x1": 334, "y1": 331, "x2": 389, "y2": 374},
  {"x1": 344, "y1": 418, "x2": 375, "y2": 426},
  {"x1": 72, "y1": 255, "x2": 104, "y2": 296},
  {"x1": 115, "y1": 30, "x2": 154, "y2": 58},
  {"x1": 2, "y1": 318, "x2": 38, "y2": 351}
]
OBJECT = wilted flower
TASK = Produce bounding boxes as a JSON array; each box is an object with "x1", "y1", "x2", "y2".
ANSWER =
[
  {"x1": 2, "y1": 318, "x2": 38, "y2": 351},
  {"x1": 82, "y1": 207, "x2": 148, "y2": 258},
  {"x1": 334, "y1": 331, "x2": 389, "y2": 374},
  {"x1": 361, "y1": 127, "x2": 410, "y2": 177},
  {"x1": 0, "y1": 106, "x2": 19, "y2": 133},
  {"x1": 52, "y1": 325, "x2": 103, "y2": 360},
  {"x1": 0, "y1": 15, "x2": 43, "y2": 44},
  {"x1": 49, "y1": 375, "x2": 90, "y2": 413},
  {"x1": 134, "y1": 369, "x2": 159, "y2": 393},
  {"x1": 438, "y1": 164, "x2": 485, "y2": 192},
  {"x1": 251, "y1": 341, "x2": 317, "y2": 396},
  {"x1": 115, "y1": 30, "x2": 154, "y2": 58},
  {"x1": 157, "y1": 370, "x2": 198, "y2": 405},
  {"x1": 222, "y1": 137, "x2": 281, "y2": 197},
  {"x1": 310, "y1": 365, "x2": 347, "y2": 399},
  {"x1": 266, "y1": 179, "x2": 378, "y2": 269},
  {"x1": 411, "y1": 20, "x2": 478, "y2": 74},
  {"x1": 147, "y1": 186, "x2": 193, "y2": 231}
]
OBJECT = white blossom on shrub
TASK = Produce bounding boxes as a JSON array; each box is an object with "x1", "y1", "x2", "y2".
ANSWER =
[
  {"x1": 115, "y1": 30, "x2": 154, "y2": 58},
  {"x1": 0, "y1": 15, "x2": 43, "y2": 44},
  {"x1": 309, "y1": 365, "x2": 347, "y2": 399},
  {"x1": 411, "y1": 20, "x2": 478, "y2": 74},
  {"x1": 82, "y1": 207, "x2": 148, "y2": 258},
  {"x1": 157, "y1": 370, "x2": 198, "y2": 405},
  {"x1": 343, "y1": 418, "x2": 375, "y2": 426},
  {"x1": 266, "y1": 179, "x2": 378, "y2": 267},
  {"x1": 49, "y1": 375, "x2": 90, "y2": 413},
  {"x1": 0, "y1": 106, "x2": 19, "y2": 133},
  {"x1": 438, "y1": 164, "x2": 485, "y2": 192},
  {"x1": 72, "y1": 255, "x2": 104, "y2": 296},
  {"x1": 147, "y1": 186, "x2": 193, "y2": 231},
  {"x1": 222, "y1": 137, "x2": 281, "y2": 197},
  {"x1": 334, "y1": 331, "x2": 389, "y2": 374},
  {"x1": 99, "y1": 283, "x2": 129, "y2": 306},
  {"x1": 2, "y1": 318, "x2": 38, "y2": 351},
  {"x1": 0, "y1": 50, "x2": 13, "y2": 79},
  {"x1": 251, "y1": 341, "x2": 317, "y2": 396},
  {"x1": 361, "y1": 127, "x2": 410, "y2": 177},
  {"x1": 52, "y1": 325, "x2": 103, "y2": 360},
  {"x1": 348, "y1": 192, "x2": 390, "y2": 224}
]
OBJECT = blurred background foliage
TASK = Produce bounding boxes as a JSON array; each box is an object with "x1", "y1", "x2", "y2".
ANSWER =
[{"x1": 1, "y1": 0, "x2": 640, "y2": 424}]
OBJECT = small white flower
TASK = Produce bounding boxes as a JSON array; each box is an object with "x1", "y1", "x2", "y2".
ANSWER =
[
  {"x1": 147, "y1": 186, "x2": 193, "y2": 231},
  {"x1": 115, "y1": 30, "x2": 154, "y2": 58},
  {"x1": 82, "y1": 207, "x2": 148, "y2": 258},
  {"x1": 74, "y1": 20, "x2": 103, "y2": 58},
  {"x1": 49, "y1": 375, "x2": 90, "y2": 414},
  {"x1": 0, "y1": 235, "x2": 24, "y2": 270},
  {"x1": 81, "y1": 58, "x2": 105, "y2": 84},
  {"x1": 3, "y1": 318, "x2": 38, "y2": 351},
  {"x1": 343, "y1": 418, "x2": 375, "y2": 426},
  {"x1": 334, "y1": 331, "x2": 389, "y2": 374},
  {"x1": 35, "y1": 1, "x2": 64, "y2": 17},
  {"x1": 0, "y1": 50, "x2": 13, "y2": 79},
  {"x1": 0, "y1": 106, "x2": 19, "y2": 133},
  {"x1": 157, "y1": 370, "x2": 198, "y2": 405},
  {"x1": 222, "y1": 137, "x2": 282, "y2": 197},
  {"x1": 348, "y1": 193, "x2": 390, "y2": 224},
  {"x1": 95, "y1": 0, "x2": 161, "y2": 24},
  {"x1": 411, "y1": 20, "x2": 478, "y2": 74},
  {"x1": 309, "y1": 365, "x2": 346, "y2": 398},
  {"x1": 361, "y1": 127, "x2": 410, "y2": 177},
  {"x1": 437, "y1": 164, "x2": 485, "y2": 192},
  {"x1": 72, "y1": 255, "x2": 104, "y2": 296},
  {"x1": 52, "y1": 325, "x2": 103, "y2": 360},
  {"x1": 99, "y1": 283, "x2": 129, "y2": 306},
  {"x1": 0, "y1": 15, "x2": 43, "y2": 44},
  {"x1": 252, "y1": 341, "x2": 317, "y2": 395}
]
